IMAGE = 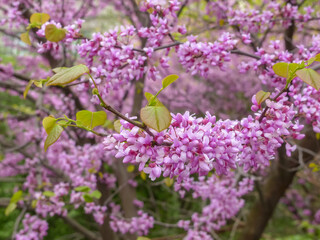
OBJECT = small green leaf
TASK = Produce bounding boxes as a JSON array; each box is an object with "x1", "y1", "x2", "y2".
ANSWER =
[
  {"x1": 44, "y1": 124, "x2": 63, "y2": 151},
  {"x1": 83, "y1": 193, "x2": 93, "y2": 203},
  {"x1": 20, "y1": 32, "x2": 31, "y2": 45},
  {"x1": 136, "y1": 237, "x2": 151, "y2": 240},
  {"x1": 10, "y1": 191, "x2": 23, "y2": 204},
  {"x1": 31, "y1": 200, "x2": 38, "y2": 209},
  {"x1": 5, "y1": 203, "x2": 17, "y2": 216},
  {"x1": 127, "y1": 165, "x2": 135, "y2": 172},
  {"x1": 75, "y1": 186, "x2": 91, "y2": 192},
  {"x1": 140, "y1": 105, "x2": 172, "y2": 132},
  {"x1": 42, "y1": 116, "x2": 57, "y2": 134},
  {"x1": 33, "y1": 79, "x2": 44, "y2": 88},
  {"x1": 76, "y1": 110, "x2": 107, "y2": 130},
  {"x1": 45, "y1": 24, "x2": 67, "y2": 42},
  {"x1": 140, "y1": 171, "x2": 147, "y2": 180},
  {"x1": 145, "y1": 92, "x2": 164, "y2": 106},
  {"x1": 90, "y1": 190, "x2": 102, "y2": 199},
  {"x1": 43, "y1": 191, "x2": 55, "y2": 197},
  {"x1": 255, "y1": 90, "x2": 270, "y2": 105},
  {"x1": 23, "y1": 80, "x2": 34, "y2": 99},
  {"x1": 272, "y1": 62, "x2": 289, "y2": 78},
  {"x1": 164, "y1": 178, "x2": 174, "y2": 187},
  {"x1": 30, "y1": 13, "x2": 50, "y2": 25},
  {"x1": 162, "y1": 74, "x2": 179, "y2": 89},
  {"x1": 46, "y1": 64, "x2": 89, "y2": 86},
  {"x1": 296, "y1": 68, "x2": 320, "y2": 90},
  {"x1": 315, "y1": 53, "x2": 320, "y2": 62}
]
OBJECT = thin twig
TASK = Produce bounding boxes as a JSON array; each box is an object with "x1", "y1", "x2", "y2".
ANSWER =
[{"x1": 11, "y1": 207, "x2": 27, "y2": 240}]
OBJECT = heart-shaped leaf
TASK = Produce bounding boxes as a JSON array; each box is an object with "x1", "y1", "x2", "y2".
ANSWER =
[
  {"x1": 45, "y1": 24, "x2": 67, "y2": 42},
  {"x1": 140, "y1": 105, "x2": 172, "y2": 132},
  {"x1": 255, "y1": 90, "x2": 270, "y2": 105},
  {"x1": 42, "y1": 116, "x2": 57, "y2": 134},
  {"x1": 162, "y1": 74, "x2": 179, "y2": 89},
  {"x1": 272, "y1": 62, "x2": 289, "y2": 78},
  {"x1": 20, "y1": 31, "x2": 31, "y2": 45},
  {"x1": 76, "y1": 110, "x2": 107, "y2": 130},
  {"x1": 30, "y1": 13, "x2": 50, "y2": 25},
  {"x1": 296, "y1": 68, "x2": 320, "y2": 90},
  {"x1": 44, "y1": 124, "x2": 63, "y2": 152},
  {"x1": 46, "y1": 64, "x2": 89, "y2": 86}
]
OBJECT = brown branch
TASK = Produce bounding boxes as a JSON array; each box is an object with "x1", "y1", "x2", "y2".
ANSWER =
[{"x1": 62, "y1": 216, "x2": 102, "y2": 240}]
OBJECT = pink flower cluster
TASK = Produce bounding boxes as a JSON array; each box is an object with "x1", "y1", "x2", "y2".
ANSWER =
[
  {"x1": 293, "y1": 86, "x2": 320, "y2": 133},
  {"x1": 177, "y1": 33, "x2": 238, "y2": 77},
  {"x1": 78, "y1": 27, "x2": 147, "y2": 90},
  {"x1": 104, "y1": 94, "x2": 304, "y2": 181},
  {"x1": 176, "y1": 173, "x2": 253, "y2": 239},
  {"x1": 109, "y1": 203, "x2": 154, "y2": 236},
  {"x1": 84, "y1": 203, "x2": 107, "y2": 225},
  {"x1": 15, "y1": 214, "x2": 48, "y2": 240}
]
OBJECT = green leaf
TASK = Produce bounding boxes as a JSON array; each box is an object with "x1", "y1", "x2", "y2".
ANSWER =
[
  {"x1": 272, "y1": 62, "x2": 288, "y2": 78},
  {"x1": 140, "y1": 105, "x2": 172, "y2": 132},
  {"x1": 30, "y1": 13, "x2": 50, "y2": 25},
  {"x1": 164, "y1": 178, "x2": 174, "y2": 187},
  {"x1": 315, "y1": 53, "x2": 320, "y2": 62},
  {"x1": 83, "y1": 193, "x2": 93, "y2": 203},
  {"x1": 75, "y1": 186, "x2": 91, "y2": 192},
  {"x1": 46, "y1": 64, "x2": 89, "y2": 86},
  {"x1": 136, "y1": 237, "x2": 150, "y2": 240},
  {"x1": 76, "y1": 110, "x2": 107, "y2": 130},
  {"x1": 90, "y1": 190, "x2": 102, "y2": 199},
  {"x1": 114, "y1": 120, "x2": 122, "y2": 133},
  {"x1": 42, "y1": 116, "x2": 57, "y2": 134},
  {"x1": 52, "y1": 67, "x2": 68, "y2": 74},
  {"x1": 145, "y1": 92, "x2": 164, "y2": 106},
  {"x1": 127, "y1": 165, "x2": 135, "y2": 172},
  {"x1": 31, "y1": 200, "x2": 38, "y2": 209},
  {"x1": 23, "y1": 80, "x2": 34, "y2": 99},
  {"x1": 162, "y1": 74, "x2": 179, "y2": 89},
  {"x1": 45, "y1": 24, "x2": 67, "y2": 42},
  {"x1": 307, "y1": 57, "x2": 316, "y2": 66},
  {"x1": 296, "y1": 68, "x2": 320, "y2": 90},
  {"x1": 5, "y1": 203, "x2": 17, "y2": 216},
  {"x1": 20, "y1": 32, "x2": 31, "y2": 45},
  {"x1": 33, "y1": 79, "x2": 47, "y2": 88},
  {"x1": 10, "y1": 191, "x2": 23, "y2": 204},
  {"x1": 288, "y1": 63, "x2": 302, "y2": 77},
  {"x1": 255, "y1": 90, "x2": 270, "y2": 105},
  {"x1": 44, "y1": 124, "x2": 63, "y2": 152},
  {"x1": 43, "y1": 191, "x2": 55, "y2": 197}
]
